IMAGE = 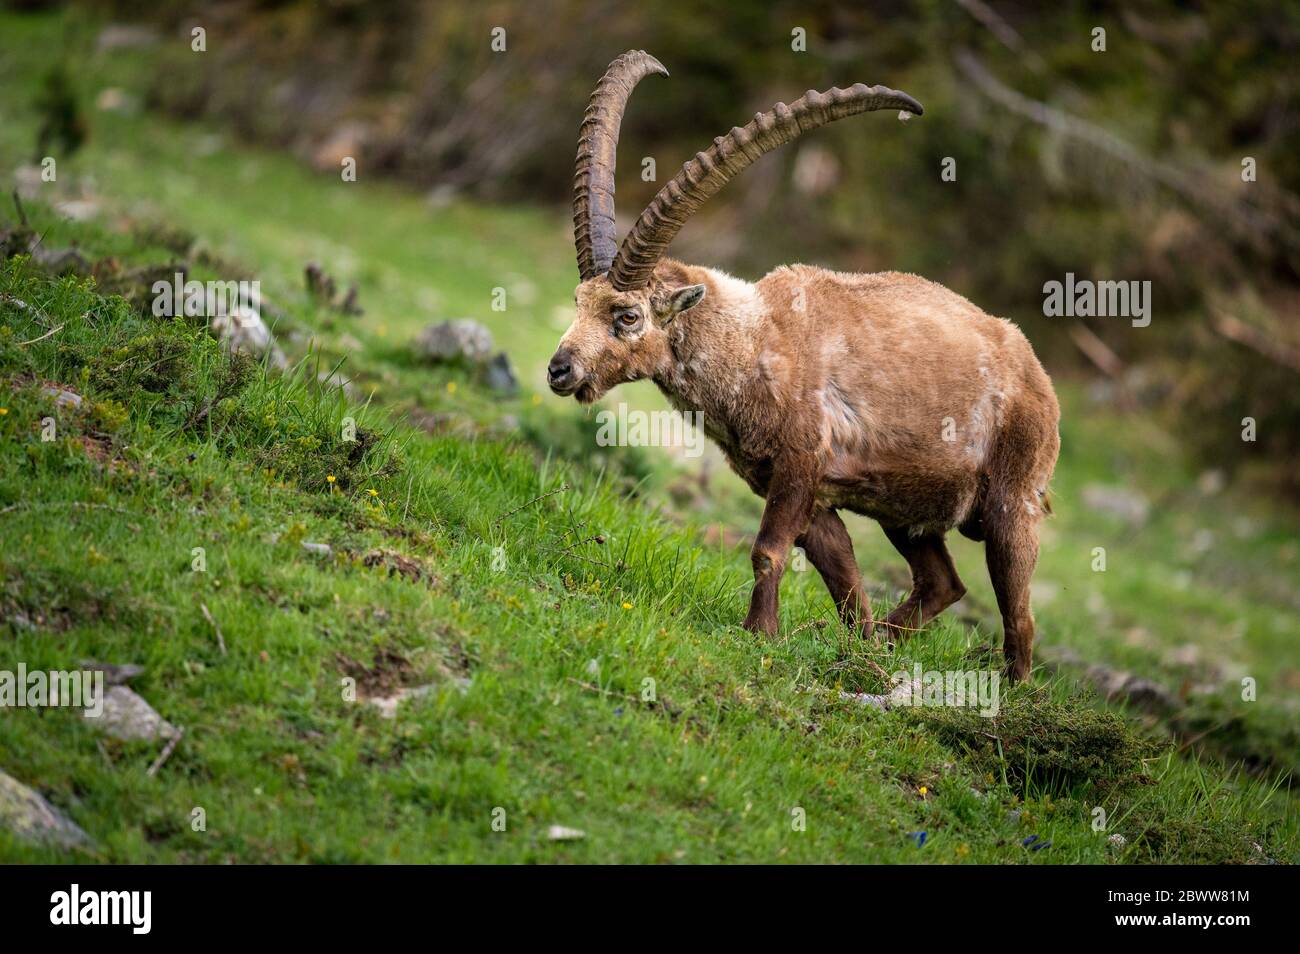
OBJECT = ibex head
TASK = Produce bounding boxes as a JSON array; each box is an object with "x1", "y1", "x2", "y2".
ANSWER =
[
  {"x1": 547, "y1": 272, "x2": 705, "y2": 404},
  {"x1": 549, "y1": 50, "x2": 923, "y2": 402}
]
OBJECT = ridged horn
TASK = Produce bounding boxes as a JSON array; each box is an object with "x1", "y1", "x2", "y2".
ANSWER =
[
  {"x1": 573, "y1": 50, "x2": 668, "y2": 281},
  {"x1": 608, "y1": 83, "x2": 923, "y2": 290}
]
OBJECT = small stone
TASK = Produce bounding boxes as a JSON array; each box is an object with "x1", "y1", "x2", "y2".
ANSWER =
[
  {"x1": 1165, "y1": 644, "x2": 1201, "y2": 667},
  {"x1": 1029, "y1": 579, "x2": 1060, "y2": 606},
  {"x1": 95, "y1": 24, "x2": 159, "y2": 52},
  {"x1": 79, "y1": 661, "x2": 145, "y2": 686},
  {"x1": 211, "y1": 306, "x2": 287, "y2": 369},
  {"x1": 1197, "y1": 469, "x2": 1226, "y2": 496},
  {"x1": 95, "y1": 87, "x2": 138, "y2": 114},
  {"x1": 366, "y1": 684, "x2": 436, "y2": 720},
  {"x1": 30, "y1": 246, "x2": 90, "y2": 275},
  {"x1": 426, "y1": 184, "x2": 458, "y2": 208},
  {"x1": 546, "y1": 825, "x2": 586, "y2": 841},
  {"x1": 41, "y1": 386, "x2": 82, "y2": 409},
  {"x1": 1081, "y1": 484, "x2": 1149, "y2": 527},
  {"x1": 301, "y1": 542, "x2": 332, "y2": 557},
  {"x1": 415, "y1": 319, "x2": 494, "y2": 364},
  {"x1": 55, "y1": 200, "x2": 101, "y2": 223},
  {"x1": 318, "y1": 369, "x2": 360, "y2": 400},
  {"x1": 484, "y1": 352, "x2": 519, "y2": 396},
  {"x1": 840, "y1": 677, "x2": 922, "y2": 710},
  {"x1": 85, "y1": 686, "x2": 178, "y2": 742}
]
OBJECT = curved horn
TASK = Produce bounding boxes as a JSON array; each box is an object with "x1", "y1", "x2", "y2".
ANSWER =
[
  {"x1": 573, "y1": 50, "x2": 668, "y2": 281},
  {"x1": 608, "y1": 84, "x2": 923, "y2": 290}
]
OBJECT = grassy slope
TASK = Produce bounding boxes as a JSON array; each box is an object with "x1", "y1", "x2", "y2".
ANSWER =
[{"x1": 0, "y1": 10, "x2": 1296, "y2": 863}]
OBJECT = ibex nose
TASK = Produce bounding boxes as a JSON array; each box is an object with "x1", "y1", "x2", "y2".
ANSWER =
[
  {"x1": 548, "y1": 354, "x2": 572, "y2": 379},
  {"x1": 547, "y1": 349, "x2": 580, "y2": 394}
]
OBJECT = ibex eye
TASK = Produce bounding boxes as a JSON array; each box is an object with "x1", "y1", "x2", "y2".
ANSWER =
[{"x1": 616, "y1": 310, "x2": 639, "y2": 326}]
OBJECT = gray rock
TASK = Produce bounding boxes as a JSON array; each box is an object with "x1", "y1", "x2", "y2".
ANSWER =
[
  {"x1": 366, "y1": 677, "x2": 470, "y2": 719},
  {"x1": 96, "y1": 24, "x2": 159, "y2": 52},
  {"x1": 84, "y1": 686, "x2": 178, "y2": 742},
  {"x1": 367, "y1": 684, "x2": 436, "y2": 720},
  {"x1": 210, "y1": 306, "x2": 287, "y2": 369},
  {"x1": 42, "y1": 386, "x2": 82, "y2": 409},
  {"x1": 426, "y1": 184, "x2": 458, "y2": 208},
  {"x1": 1197, "y1": 469, "x2": 1226, "y2": 496},
  {"x1": 840, "y1": 677, "x2": 923, "y2": 710},
  {"x1": 1046, "y1": 647, "x2": 1176, "y2": 711},
  {"x1": 546, "y1": 825, "x2": 586, "y2": 841},
  {"x1": 96, "y1": 87, "x2": 140, "y2": 115},
  {"x1": 79, "y1": 660, "x2": 145, "y2": 686},
  {"x1": 30, "y1": 246, "x2": 90, "y2": 276},
  {"x1": 0, "y1": 770, "x2": 90, "y2": 848},
  {"x1": 1081, "y1": 483, "x2": 1149, "y2": 526},
  {"x1": 56, "y1": 199, "x2": 100, "y2": 223},
  {"x1": 415, "y1": 319, "x2": 494, "y2": 363},
  {"x1": 317, "y1": 369, "x2": 360, "y2": 400},
  {"x1": 301, "y1": 542, "x2": 332, "y2": 557},
  {"x1": 485, "y1": 352, "x2": 519, "y2": 396},
  {"x1": 1029, "y1": 578, "x2": 1060, "y2": 606}
]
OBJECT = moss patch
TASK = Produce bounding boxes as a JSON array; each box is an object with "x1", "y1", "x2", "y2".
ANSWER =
[{"x1": 904, "y1": 692, "x2": 1161, "y2": 794}]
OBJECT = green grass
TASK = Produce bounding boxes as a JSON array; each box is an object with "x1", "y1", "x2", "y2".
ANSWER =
[{"x1": 0, "y1": 8, "x2": 1297, "y2": 863}]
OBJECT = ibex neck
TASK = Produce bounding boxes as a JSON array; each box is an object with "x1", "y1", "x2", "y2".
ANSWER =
[{"x1": 651, "y1": 261, "x2": 768, "y2": 416}]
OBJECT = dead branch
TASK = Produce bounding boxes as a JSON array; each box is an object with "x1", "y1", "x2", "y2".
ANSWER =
[
  {"x1": 16, "y1": 323, "x2": 63, "y2": 346},
  {"x1": 954, "y1": 49, "x2": 1300, "y2": 269},
  {"x1": 146, "y1": 727, "x2": 184, "y2": 777},
  {"x1": 200, "y1": 603, "x2": 228, "y2": 655},
  {"x1": 1067, "y1": 323, "x2": 1125, "y2": 379},
  {"x1": 494, "y1": 483, "x2": 569, "y2": 525},
  {"x1": 1211, "y1": 310, "x2": 1300, "y2": 374}
]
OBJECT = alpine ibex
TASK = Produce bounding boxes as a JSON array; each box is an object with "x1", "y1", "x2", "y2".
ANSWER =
[{"x1": 549, "y1": 52, "x2": 1060, "y2": 681}]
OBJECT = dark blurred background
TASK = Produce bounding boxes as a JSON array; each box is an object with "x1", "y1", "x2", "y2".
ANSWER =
[{"x1": 20, "y1": 0, "x2": 1300, "y2": 490}]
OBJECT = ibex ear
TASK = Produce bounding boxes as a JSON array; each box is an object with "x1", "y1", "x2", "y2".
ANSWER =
[{"x1": 661, "y1": 283, "x2": 705, "y2": 323}]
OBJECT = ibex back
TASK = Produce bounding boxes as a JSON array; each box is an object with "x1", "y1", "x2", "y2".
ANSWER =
[{"x1": 549, "y1": 52, "x2": 1060, "y2": 682}]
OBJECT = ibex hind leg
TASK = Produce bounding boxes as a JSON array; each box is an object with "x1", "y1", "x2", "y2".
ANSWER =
[
  {"x1": 796, "y1": 508, "x2": 873, "y2": 635},
  {"x1": 983, "y1": 509, "x2": 1039, "y2": 683},
  {"x1": 879, "y1": 525, "x2": 966, "y2": 641},
  {"x1": 982, "y1": 418, "x2": 1058, "y2": 683}
]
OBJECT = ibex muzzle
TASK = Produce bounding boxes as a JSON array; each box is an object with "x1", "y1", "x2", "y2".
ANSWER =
[{"x1": 550, "y1": 51, "x2": 1060, "y2": 683}]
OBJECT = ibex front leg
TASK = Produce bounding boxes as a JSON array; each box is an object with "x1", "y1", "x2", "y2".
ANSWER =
[{"x1": 742, "y1": 466, "x2": 817, "y2": 636}]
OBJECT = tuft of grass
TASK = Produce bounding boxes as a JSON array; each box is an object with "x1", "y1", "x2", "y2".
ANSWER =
[{"x1": 904, "y1": 691, "x2": 1160, "y2": 794}]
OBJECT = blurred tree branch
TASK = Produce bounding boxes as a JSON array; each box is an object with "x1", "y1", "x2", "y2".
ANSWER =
[{"x1": 954, "y1": 48, "x2": 1300, "y2": 275}]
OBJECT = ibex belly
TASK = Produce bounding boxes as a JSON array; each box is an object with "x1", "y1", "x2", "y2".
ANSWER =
[
  {"x1": 816, "y1": 464, "x2": 981, "y2": 533},
  {"x1": 813, "y1": 374, "x2": 995, "y2": 532}
]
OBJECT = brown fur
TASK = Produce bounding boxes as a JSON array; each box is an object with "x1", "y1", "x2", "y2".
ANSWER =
[{"x1": 548, "y1": 259, "x2": 1060, "y2": 682}]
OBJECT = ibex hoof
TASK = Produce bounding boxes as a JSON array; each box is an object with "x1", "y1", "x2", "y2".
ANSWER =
[{"x1": 1003, "y1": 659, "x2": 1031, "y2": 684}]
